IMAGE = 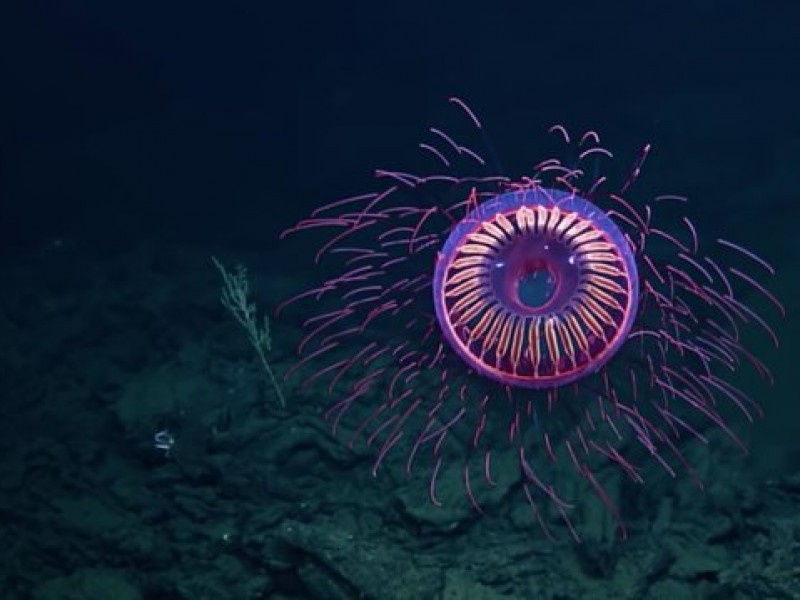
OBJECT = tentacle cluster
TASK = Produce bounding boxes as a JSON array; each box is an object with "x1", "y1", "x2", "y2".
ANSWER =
[{"x1": 280, "y1": 98, "x2": 783, "y2": 541}]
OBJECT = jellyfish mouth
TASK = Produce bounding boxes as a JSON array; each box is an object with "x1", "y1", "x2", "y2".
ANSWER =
[
  {"x1": 498, "y1": 234, "x2": 578, "y2": 316},
  {"x1": 515, "y1": 258, "x2": 557, "y2": 309},
  {"x1": 432, "y1": 188, "x2": 639, "y2": 389}
]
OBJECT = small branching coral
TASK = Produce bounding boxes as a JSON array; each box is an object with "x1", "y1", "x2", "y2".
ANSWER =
[{"x1": 212, "y1": 256, "x2": 286, "y2": 408}]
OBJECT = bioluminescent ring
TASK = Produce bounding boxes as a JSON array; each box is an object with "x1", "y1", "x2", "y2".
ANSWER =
[{"x1": 433, "y1": 187, "x2": 639, "y2": 389}]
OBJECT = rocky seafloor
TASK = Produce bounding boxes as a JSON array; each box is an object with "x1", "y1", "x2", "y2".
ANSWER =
[{"x1": 1, "y1": 239, "x2": 799, "y2": 600}]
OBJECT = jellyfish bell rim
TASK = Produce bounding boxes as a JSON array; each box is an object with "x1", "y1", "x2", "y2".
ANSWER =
[{"x1": 432, "y1": 186, "x2": 640, "y2": 390}]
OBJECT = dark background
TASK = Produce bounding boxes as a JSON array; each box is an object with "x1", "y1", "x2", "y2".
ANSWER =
[
  {"x1": 1, "y1": 2, "x2": 800, "y2": 595},
  {"x1": 3, "y1": 0, "x2": 798, "y2": 258}
]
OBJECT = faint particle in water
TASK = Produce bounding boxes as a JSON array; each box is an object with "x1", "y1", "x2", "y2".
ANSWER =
[
  {"x1": 153, "y1": 428, "x2": 175, "y2": 458},
  {"x1": 278, "y1": 98, "x2": 783, "y2": 541}
]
